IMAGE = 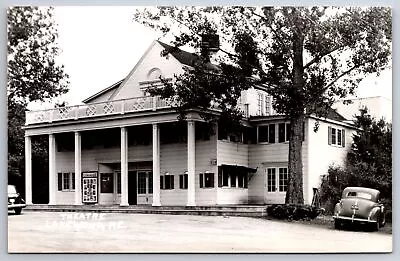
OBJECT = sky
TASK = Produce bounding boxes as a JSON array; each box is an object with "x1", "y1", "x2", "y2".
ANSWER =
[{"x1": 30, "y1": 6, "x2": 393, "y2": 109}]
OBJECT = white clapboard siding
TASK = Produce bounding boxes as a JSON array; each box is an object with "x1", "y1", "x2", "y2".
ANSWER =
[
  {"x1": 306, "y1": 118, "x2": 355, "y2": 204},
  {"x1": 217, "y1": 141, "x2": 249, "y2": 166}
]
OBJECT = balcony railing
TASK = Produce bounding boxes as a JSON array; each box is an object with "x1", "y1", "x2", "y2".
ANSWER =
[{"x1": 26, "y1": 96, "x2": 250, "y2": 125}]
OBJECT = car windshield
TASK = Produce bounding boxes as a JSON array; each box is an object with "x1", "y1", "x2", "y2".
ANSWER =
[
  {"x1": 8, "y1": 185, "x2": 17, "y2": 194},
  {"x1": 346, "y1": 191, "x2": 372, "y2": 200}
]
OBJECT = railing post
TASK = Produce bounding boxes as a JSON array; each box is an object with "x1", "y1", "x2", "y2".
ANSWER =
[
  {"x1": 121, "y1": 100, "x2": 125, "y2": 114},
  {"x1": 152, "y1": 96, "x2": 157, "y2": 111},
  {"x1": 49, "y1": 110, "x2": 53, "y2": 123},
  {"x1": 74, "y1": 105, "x2": 79, "y2": 120}
]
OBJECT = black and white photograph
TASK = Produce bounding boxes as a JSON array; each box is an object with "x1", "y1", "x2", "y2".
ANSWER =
[{"x1": 6, "y1": 5, "x2": 393, "y2": 253}]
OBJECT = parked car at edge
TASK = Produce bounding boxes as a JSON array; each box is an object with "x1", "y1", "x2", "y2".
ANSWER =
[
  {"x1": 333, "y1": 187, "x2": 385, "y2": 231},
  {"x1": 8, "y1": 185, "x2": 26, "y2": 215}
]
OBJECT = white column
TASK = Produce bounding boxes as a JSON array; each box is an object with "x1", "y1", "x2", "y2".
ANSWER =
[
  {"x1": 74, "y1": 132, "x2": 82, "y2": 205},
  {"x1": 25, "y1": 136, "x2": 32, "y2": 205},
  {"x1": 48, "y1": 134, "x2": 56, "y2": 205},
  {"x1": 187, "y1": 120, "x2": 196, "y2": 206},
  {"x1": 152, "y1": 123, "x2": 161, "y2": 206},
  {"x1": 120, "y1": 127, "x2": 129, "y2": 206}
]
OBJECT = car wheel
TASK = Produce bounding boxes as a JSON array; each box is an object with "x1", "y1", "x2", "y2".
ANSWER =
[
  {"x1": 14, "y1": 208, "x2": 22, "y2": 215},
  {"x1": 370, "y1": 217, "x2": 380, "y2": 231},
  {"x1": 334, "y1": 219, "x2": 341, "y2": 229}
]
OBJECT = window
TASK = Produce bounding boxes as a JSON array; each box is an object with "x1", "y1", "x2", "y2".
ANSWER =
[
  {"x1": 160, "y1": 174, "x2": 174, "y2": 190},
  {"x1": 217, "y1": 166, "x2": 248, "y2": 188},
  {"x1": 117, "y1": 172, "x2": 121, "y2": 194},
  {"x1": 148, "y1": 173, "x2": 153, "y2": 194},
  {"x1": 278, "y1": 123, "x2": 290, "y2": 143},
  {"x1": 257, "y1": 93, "x2": 264, "y2": 116},
  {"x1": 267, "y1": 168, "x2": 276, "y2": 192},
  {"x1": 267, "y1": 167, "x2": 288, "y2": 192},
  {"x1": 328, "y1": 127, "x2": 345, "y2": 147},
  {"x1": 138, "y1": 172, "x2": 147, "y2": 194},
  {"x1": 278, "y1": 168, "x2": 288, "y2": 192},
  {"x1": 258, "y1": 124, "x2": 275, "y2": 143},
  {"x1": 100, "y1": 173, "x2": 113, "y2": 193},
  {"x1": 179, "y1": 174, "x2": 188, "y2": 189},
  {"x1": 200, "y1": 172, "x2": 214, "y2": 188},
  {"x1": 58, "y1": 172, "x2": 75, "y2": 191}
]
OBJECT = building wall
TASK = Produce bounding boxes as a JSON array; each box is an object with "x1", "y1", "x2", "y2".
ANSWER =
[
  {"x1": 54, "y1": 131, "x2": 218, "y2": 206},
  {"x1": 112, "y1": 42, "x2": 185, "y2": 100},
  {"x1": 306, "y1": 118, "x2": 355, "y2": 204},
  {"x1": 248, "y1": 120, "x2": 310, "y2": 204}
]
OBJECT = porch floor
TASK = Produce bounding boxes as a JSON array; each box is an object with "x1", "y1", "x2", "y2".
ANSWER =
[{"x1": 24, "y1": 204, "x2": 269, "y2": 217}]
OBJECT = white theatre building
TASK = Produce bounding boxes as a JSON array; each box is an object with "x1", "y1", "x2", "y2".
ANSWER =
[{"x1": 24, "y1": 40, "x2": 358, "y2": 207}]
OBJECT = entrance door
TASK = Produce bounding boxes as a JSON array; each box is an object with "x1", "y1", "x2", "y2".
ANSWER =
[
  {"x1": 265, "y1": 167, "x2": 288, "y2": 204},
  {"x1": 137, "y1": 171, "x2": 153, "y2": 204},
  {"x1": 128, "y1": 171, "x2": 137, "y2": 205}
]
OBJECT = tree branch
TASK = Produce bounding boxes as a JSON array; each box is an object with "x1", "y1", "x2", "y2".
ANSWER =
[
  {"x1": 303, "y1": 44, "x2": 345, "y2": 69},
  {"x1": 250, "y1": 9, "x2": 287, "y2": 46}
]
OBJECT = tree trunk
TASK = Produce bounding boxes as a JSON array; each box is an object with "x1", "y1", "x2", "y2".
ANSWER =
[
  {"x1": 285, "y1": 115, "x2": 305, "y2": 204},
  {"x1": 285, "y1": 16, "x2": 305, "y2": 205}
]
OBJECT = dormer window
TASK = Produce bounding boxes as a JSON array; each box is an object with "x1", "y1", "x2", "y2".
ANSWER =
[{"x1": 139, "y1": 68, "x2": 171, "y2": 96}]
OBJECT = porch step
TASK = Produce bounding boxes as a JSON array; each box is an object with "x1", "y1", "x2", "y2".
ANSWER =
[{"x1": 24, "y1": 205, "x2": 269, "y2": 218}]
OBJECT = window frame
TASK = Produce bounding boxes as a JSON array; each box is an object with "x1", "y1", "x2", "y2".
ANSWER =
[
  {"x1": 160, "y1": 174, "x2": 175, "y2": 190},
  {"x1": 58, "y1": 172, "x2": 75, "y2": 192},
  {"x1": 200, "y1": 172, "x2": 215, "y2": 188},
  {"x1": 328, "y1": 126, "x2": 346, "y2": 147},
  {"x1": 179, "y1": 173, "x2": 188, "y2": 189}
]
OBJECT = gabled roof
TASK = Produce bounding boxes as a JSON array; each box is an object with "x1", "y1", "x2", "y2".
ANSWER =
[
  {"x1": 82, "y1": 79, "x2": 124, "y2": 104},
  {"x1": 156, "y1": 41, "x2": 220, "y2": 71},
  {"x1": 156, "y1": 41, "x2": 200, "y2": 67}
]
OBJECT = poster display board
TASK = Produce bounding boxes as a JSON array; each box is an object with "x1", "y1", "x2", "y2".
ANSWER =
[{"x1": 82, "y1": 171, "x2": 98, "y2": 203}]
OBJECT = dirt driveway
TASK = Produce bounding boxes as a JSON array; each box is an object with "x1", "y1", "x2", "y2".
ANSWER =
[{"x1": 8, "y1": 211, "x2": 392, "y2": 253}]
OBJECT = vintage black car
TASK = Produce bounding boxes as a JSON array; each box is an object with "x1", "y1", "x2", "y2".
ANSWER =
[
  {"x1": 333, "y1": 187, "x2": 386, "y2": 231},
  {"x1": 8, "y1": 185, "x2": 26, "y2": 215}
]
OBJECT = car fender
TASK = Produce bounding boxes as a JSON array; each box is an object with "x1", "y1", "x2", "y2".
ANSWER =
[{"x1": 368, "y1": 207, "x2": 381, "y2": 221}]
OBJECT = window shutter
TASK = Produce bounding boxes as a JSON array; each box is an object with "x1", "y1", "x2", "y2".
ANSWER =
[
  {"x1": 244, "y1": 174, "x2": 248, "y2": 188},
  {"x1": 200, "y1": 173, "x2": 203, "y2": 188},
  {"x1": 302, "y1": 121, "x2": 305, "y2": 141},
  {"x1": 171, "y1": 176, "x2": 174, "y2": 189},
  {"x1": 342, "y1": 129, "x2": 346, "y2": 147},
  {"x1": 218, "y1": 167, "x2": 222, "y2": 187},
  {"x1": 210, "y1": 173, "x2": 215, "y2": 188},
  {"x1": 179, "y1": 175, "x2": 183, "y2": 189},
  {"x1": 328, "y1": 126, "x2": 332, "y2": 145},
  {"x1": 278, "y1": 123, "x2": 285, "y2": 143},
  {"x1": 160, "y1": 176, "x2": 164, "y2": 189},
  {"x1": 269, "y1": 124, "x2": 275, "y2": 143},
  {"x1": 58, "y1": 173, "x2": 63, "y2": 191}
]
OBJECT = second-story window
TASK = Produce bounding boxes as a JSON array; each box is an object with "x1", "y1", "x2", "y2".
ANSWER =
[
  {"x1": 278, "y1": 123, "x2": 290, "y2": 143},
  {"x1": 328, "y1": 126, "x2": 346, "y2": 147},
  {"x1": 258, "y1": 124, "x2": 275, "y2": 143}
]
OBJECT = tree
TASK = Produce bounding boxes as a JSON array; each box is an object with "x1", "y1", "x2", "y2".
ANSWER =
[
  {"x1": 7, "y1": 6, "x2": 69, "y2": 198},
  {"x1": 133, "y1": 7, "x2": 391, "y2": 204},
  {"x1": 320, "y1": 108, "x2": 392, "y2": 212}
]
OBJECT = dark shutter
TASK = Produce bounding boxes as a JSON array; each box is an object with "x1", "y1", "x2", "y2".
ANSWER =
[
  {"x1": 210, "y1": 173, "x2": 215, "y2": 188},
  {"x1": 328, "y1": 126, "x2": 332, "y2": 145},
  {"x1": 58, "y1": 173, "x2": 63, "y2": 191},
  {"x1": 302, "y1": 121, "x2": 305, "y2": 141},
  {"x1": 244, "y1": 174, "x2": 248, "y2": 188},
  {"x1": 286, "y1": 123, "x2": 290, "y2": 142},
  {"x1": 160, "y1": 176, "x2": 164, "y2": 189},
  {"x1": 218, "y1": 167, "x2": 222, "y2": 187},
  {"x1": 342, "y1": 129, "x2": 346, "y2": 147},
  {"x1": 269, "y1": 124, "x2": 275, "y2": 143},
  {"x1": 179, "y1": 175, "x2": 183, "y2": 189},
  {"x1": 200, "y1": 173, "x2": 203, "y2": 188},
  {"x1": 278, "y1": 123, "x2": 285, "y2": 143},
  {"x1": 171, "y1": 175, "x2": 174, "y2": 189}
]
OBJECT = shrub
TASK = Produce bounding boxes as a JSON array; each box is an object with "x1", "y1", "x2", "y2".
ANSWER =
[{"x1": 266, "y1": 204, "x2": 321, "y2": 221}]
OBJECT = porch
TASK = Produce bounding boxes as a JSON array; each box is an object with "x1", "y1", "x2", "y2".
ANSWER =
[{"x1": 23, "y1": 204, "x2": 269, "y2": 218}]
